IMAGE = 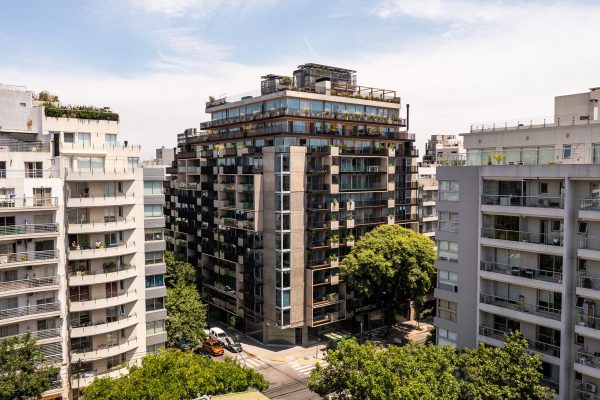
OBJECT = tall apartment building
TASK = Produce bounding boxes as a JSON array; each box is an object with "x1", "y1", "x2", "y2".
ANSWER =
[
  {"x1": 0, "y1": 84, "x2": 165, "y2": 399},
  {"x1": 165, "y1": 63, "x2": 418, "y2": 345},
  {"x1": 434, "y1": 87, "x2": 600, "y2": 400},
  {"x1": 422, "y1": 134, "x2": 465, "y2": 165},
  {"x1": 417, "y1": 164, "x2": 437, "y2": 239}
]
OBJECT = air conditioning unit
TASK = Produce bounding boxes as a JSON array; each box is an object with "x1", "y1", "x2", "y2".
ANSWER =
[
  {"x1": 585, "y1": 382, "x2": 597, "y2": 393},
  {"x1": 483, "y1": 261, "x2": 492, "y2": 271}
]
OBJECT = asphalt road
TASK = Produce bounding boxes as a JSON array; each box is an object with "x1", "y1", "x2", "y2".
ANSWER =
[{"x1": 211, "y1": 348, "x2": 321, "y2": 400}]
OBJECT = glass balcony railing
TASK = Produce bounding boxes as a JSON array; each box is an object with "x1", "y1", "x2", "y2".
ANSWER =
[
  {"x1": 479, "y1": 293, "x2": 561, "y2": 320},
  {"x1": 0, "y1": 302, "x2": 60, "y2": 320},
  {"x1": 576, "y1": 351, "x2": 600, "y2": 370},
  {"x1": 480, "y1": 261, "x2": 562, "y2": 283},
  {"x1": 481, "y1": 194, "x2": 563, "y2": 209},
  {"x1": 576, "y1": 313, "x2": 600, "y2": 330},
  {"x1": 481, "y1": 228, "x2": 562, "y2": 246}
]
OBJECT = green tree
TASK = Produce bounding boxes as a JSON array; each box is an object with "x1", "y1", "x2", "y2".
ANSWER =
[
  {"x1": 0, "y1": 333, "x2": 59, "y2": 400},
  {"x1": 308, "y1": 334, "x2": 553, "y2": 400},
  {"x1": 164, "y1": 251, "x2": 196, "y2": 288},
  {"x1": 165, "y1": 283, "x2": 208, "y2": 347},
  {"x1": 341, "y1": 225, "x2": 436, "y2": 330},
  {"x1": 83, "y1": 349, "x2": 268, "y2": 400},
  {"x1": 457, "y1": 331, "x2": 552, "y2": 400}
]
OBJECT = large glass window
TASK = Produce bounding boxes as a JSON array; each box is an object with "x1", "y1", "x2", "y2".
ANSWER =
[
  {"x1": 145, "y1": 251, "x2": 163, "y2": 265},
  {"x1": 78, "y1": 132, "x2": 91, "y2": 146},
  {"x1": 439, "y1": 180, "x2": 459, "y2": 201},
  {"x1": 437, "y1": 328, "x2": 457, "y2": 348},
  {"x1": 437, "y1": 299, "x2": 457, "y2": 321},
  {"x1": 146, "y1": 320, "x2": 165, "y2": 335},
  {"x1": 145, "y1": 228, "x2": 163, "y2": 241},
  {"x1": 438, "y1": 211, "x2": 459, "y2": 233},
  {"x1": 146, "y1": 297, "x2": 164, "y2": 311},
  {"x1": 438, "y1": 240, "x2": 458, "y2": 262},
  {"x1": 438, "y1": 270, "x2": 458, "y2": 292},
  {"x1": 105, "y1": 134, "x2": 117, "y2": 147},
  {"x1": 145, "y1": 274, "x2": 165, "y2": 288},
  {"x1": 144, "y1": 204, "x2": 162, "y2": 217},
  {"x1": 144, "y1": 181, "x2": 163, "y2": 195}
]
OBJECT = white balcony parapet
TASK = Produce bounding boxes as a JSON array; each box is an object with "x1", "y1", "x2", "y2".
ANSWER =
[
  {"x1": 0, "y1": 276, "x2": 59, "y2": 292},
  {"x1": 70, "y1": 337, "x2": 138, "y2": 362},
  {"x1": 0, "y1": 223, "x2": 58, "y2": 237},
  {"x1": 0, "y1": 197, "x2": 58, "y2": 210},
  {"x1": 67, "y1": 241, "x2": 136, "y2": 260},
  {"x1": 0, "y1": 249, "x2": 59, "y2": 267}
]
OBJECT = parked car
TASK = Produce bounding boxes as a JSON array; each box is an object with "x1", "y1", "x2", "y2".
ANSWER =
[
  {"x1": 221, "y1": 336, "x2": 242, "y2": 353},
  {"x1": 209, "y1": 327, "x2": 230, "y2": 344},
  {"x1": 202, "y1": 339, "x2": 224, "y2": 356},
  {"x1": 174, "y1": 337, "x2": 191, "y2": 351}
]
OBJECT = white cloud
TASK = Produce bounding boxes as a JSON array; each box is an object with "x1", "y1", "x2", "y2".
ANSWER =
[{"x1": 130, "y1": 0, "x2": 276, "y2": 19}]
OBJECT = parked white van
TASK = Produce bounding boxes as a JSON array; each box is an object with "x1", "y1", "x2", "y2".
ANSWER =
[{"x1": 209, "y1": 327, "x2": 229, "y2": 343}]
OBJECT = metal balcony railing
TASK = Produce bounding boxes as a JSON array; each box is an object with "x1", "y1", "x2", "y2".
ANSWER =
[
  {"x1": 481, "y1": 228, "x2": 562, "y2": 246},
  {"x1": 0, "y1": 249, "x2": 59, "y2": 265},
  {"x1": 481, "y1": 194, "x2": 563, "y2": 209},
  {"x1": 478, "y1": 325, "x2": 560, "y2": 357},
  {"x1": 0, "y1": 197, "x2": 58, "y2": 208},
  {"x1": 0, "y1": 223, "x2": 58, "y2": 236},
  {"x1": 0, "y1": 276, "x2": 59, "y2": 292},
  {"x1": 0, "y1": 302, "x2": 60, "y2": 320}
]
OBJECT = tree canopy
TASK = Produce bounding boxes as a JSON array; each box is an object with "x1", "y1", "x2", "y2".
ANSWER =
[
  {"x1": 165, "y1": 251, "x2": 196, "y2": 288},
  {"x1": 83, "y1": 349, "x2": 269, "y2": 400},
  {"x1": 0, "y1": 333, "x2": 59, "y2": 400},
  {"x1": 165, "y1": 283, "x2": 208, "y2": 347},
  {"x1": 308, "y1": 333, "x2": 553, "y2": 400},
  {"x1": 341, "y1": 225, "x2": 436, "y2": 325}
]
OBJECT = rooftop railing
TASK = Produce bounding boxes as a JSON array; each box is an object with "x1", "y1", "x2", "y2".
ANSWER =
[{"x1": 469, "y1": 114, "x2": 600, "y2": 133}]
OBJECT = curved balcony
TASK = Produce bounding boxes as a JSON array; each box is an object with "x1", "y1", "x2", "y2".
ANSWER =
[
  {"x1": 71, "y1": 337, "x2": 138, "y2": 362},
  {"x1": 0, "y1": 276, "x2": 59, "y2": 296},
  {"x1": 0, "y1": 197, "x2": 59, "y2": 213},
  {"x1": 0, "y1": 328, "x2": 61, "y2": 343},
  {"x1": 66, "y1": 193, "x2": 136, "y2": 208},
  {"x1": 0, "y1": 302, "x2": 60, "y2": 323},
  {"x1": 72, "y1": 362, "x2": 132, "y2": 388},
  {"x1": 67, "y1": 217, "x2": 136, "y2": 234},
  {"x1": 70, "y1": 290, "x2": 137, "y2": 312},
  {"x1": 69, "y1": 264, "x2": 136, "y2": 286},
  {"x1": 71, "y1": 314, "x2": 138, "y2": 338},
  {"x1": 0, "y1": 223, "x2": 59, "y2": 241},
  {"x1": 67, "y1": 241, "x2": 136, "y2": 260},
  {"x1": 0, "y1": 249, "x2": 59, "y2": 269}
]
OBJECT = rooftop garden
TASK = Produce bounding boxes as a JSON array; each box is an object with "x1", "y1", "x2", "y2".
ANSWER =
[{"x1": 44, "y1": 103, "x2": 119, "y2": 121}]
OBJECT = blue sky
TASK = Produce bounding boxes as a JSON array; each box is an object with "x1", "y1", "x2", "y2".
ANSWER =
[{"x1": 2, "y1": 0, "x2": 600, "y2": 157}]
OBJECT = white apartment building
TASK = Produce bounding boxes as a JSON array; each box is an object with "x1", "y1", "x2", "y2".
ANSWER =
[
  {"x1": 434, "y1": 87, "x2": 600, "y2": 400},
  {"x1": 422, "y1": 134, "x2": 465, "y2": 166},
  {"x1": 0, "y1": 84, "x2": 166, "y2": 400}
]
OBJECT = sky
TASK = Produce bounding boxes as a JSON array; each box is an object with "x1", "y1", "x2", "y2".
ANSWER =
[{"x1": 2, "y1": 0, "x2": 600, "y2": 158}]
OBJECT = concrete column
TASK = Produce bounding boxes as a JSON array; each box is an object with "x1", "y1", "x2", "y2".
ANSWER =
[{"x1": 559, "y1": 178, "x2": 575, "y2": 400}]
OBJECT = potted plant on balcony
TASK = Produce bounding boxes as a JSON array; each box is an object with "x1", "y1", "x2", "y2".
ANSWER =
[
  {"x1": 327, "y1": 292, "x2": 338, "y2": 302},
  {"x1": 303, "y1": 108, "x2": 310, "y2": 116},
  {"x1": 324, "y1": 109, "x2": 331, "y2": 117},
  {"x1": 329, "y1": 234, "x2": 339, "y2": 249},
  {"x1": 329, "y1": 254, "x2": 339, "y2": 267},
  {"x1": 346, "y1": 234, "x2": 355, "y2": 246},
  {"x1": 388, "y1": 214, "x2": 395, "y2": 224},
  {"x1": 491, "y1": 152, "x2": 505, "y2": 165}
]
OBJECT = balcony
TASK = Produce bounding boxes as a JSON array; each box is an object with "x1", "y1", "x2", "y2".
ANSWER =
[
  {"x1": 0, "y1": 249, "x2": 59, "y2": 269},
  {"x1": 70, "y1": 290, "x2": 137, "y2": 312},
  {"x1": 71, "y1": 314, "x2": 138, "y2": 338},
  {"x1": 65, "y1": 168, "x2": 137, "y2": 181},
  {"x1": 69, "y1": 264, "x2": 136, "y2": 286},
  {"x1": 0, "y1": 223, "x2": 59, "y2": 241},
  {"x1": 0, "y1": 328, "x2": 61, "y2": 343},
  {"x1": 67, "y1": 217, "x2": 136, "y2": 234},
  {"x1": 66, "y1": 193, "x2": 136, "y2": 208},
  {"x1": 71, "y1": 337, "x2": 138, "y2": 362},
  {"x1": 67, "y1": 241, "x2": 137, "y2": 260},
  {"x1": 480, "y1": 228, "x2": 562, "y2": 255},
  {"x1": 0, "y1": 276, "x2": 59, "y2": 295},
  {"x1": 0, "y1": 302, "x2": 60, "y2": 322},
  {"x1": 579, "y1": 237, "x2": 600, "y2": 261},
  {"x1": 575, "y1": 389, "x2": 600, "y2": 400},
  {"x1": 72, "y1": 363, "x2": 131, "y2": 388},
  {"x1": 577, "y1": 275, "x2": 600, "y2": 301},
  {"x1": 479, "y1": 293, "x2": 561, "y2": 322},
  {"x1": 478, "y1": 325, "x2": 560, "y2": 358},
  {"x1": 480, "y1": 261, "x2": 562, "y2": 284},
  {"x1": 481, "y1": 194, "x2": 563, "y2": 209},
  {"x1": 575, "y1": 313, "x2": 600, "y2": 341},
  {"x1": 0, "y1": 197, "x2": 58, "y2": 212},
  {"x1": 577, "y1": 351, "x2": 600, "y2": 371}
]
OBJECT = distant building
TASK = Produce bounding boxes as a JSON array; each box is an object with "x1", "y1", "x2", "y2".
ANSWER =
[
  {"x1": 422, "y1": 134, "x2": 465, "y2": 166},
  {"x1": 155, "y1": 146, "x2": 175, "y2": 166}
]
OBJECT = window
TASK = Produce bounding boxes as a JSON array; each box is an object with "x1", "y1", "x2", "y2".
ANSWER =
[
  {"x1": 145, "y1": 251, "x2": 163, "y2": 265},
  {"x1": 439, "y1": 180, "x2": 459, "y2": 201},
  {"x1": 64, "y1": 132, "x2": 74, "y2": 144},
  {"x1": 0, "y1": 324, "x2": 18, "y2": 338},
  {"x1": 578, "y1": 222, "x2": 588, "y2": 235},
  {"x1": 127, "y1": 157, "x2": 139, "y2": 170},
  {"x1": 144, "y1": 204, "x2": 162, "y2": 217},
  {"x1": 551, "y1": 219, "x2": 561, "y2": 232},
  {"x1": 105, "y1": 134, "x2": 117, "y2": 147},
  {"x1": 107, "y1": 353, "x2": 126, "y2": 371},
  {"x1": 146, "y1": 320, "x2": 165, "y2": 335},
  {"x1": 437, "y1": 240, "x2": 458, "y2": 262},
  {"x1": 25, "y1": 162, "x2": 42, "y2": 178},
  {"x1": 146, "y1": 297, "x2": 165, "y2": 311},
  {"x1": 562, "y1": 144, "x2": 572, "y2": 159},
  {"x1": 145, "y1": 228, "x2": 163, "y2": 241},
  {"x1": 78, "y1": 157, "x2": 104, "y2": 172},
  {"x1": 539, "y1": 182, "x2": 548, "y2": 194},
  {"x1": 147, "y1": 343, "x2": 165, "y2": 354},
  {"x1": 437, "y1": 299, "x2": 457, "y2": 322},
  {"x1": 145, "y1": 274, "x2": 165, "y2": 288},
  {"x1": 437, "y1": 328, "x2": 457, "y2": 348},
  {"x1": 438, "y1": 270, "x2": 458, "y2": 292},
  {"x1": 438, "y1": 211, "x2": 459, "y2": 233},
  {"x1": 78, "y1": 132, "x2": 91, "y2": 147},
  {"x1": 0, "y1": 161, "x2": 5, "y2": 178},
  {"x1": 144, "y1": 181, "x2": 163, "y2": 195}
]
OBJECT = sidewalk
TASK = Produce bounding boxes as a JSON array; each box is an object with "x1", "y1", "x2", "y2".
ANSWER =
[{"x1": 241, "y1": 339, "x2": 325, "y2": 363}]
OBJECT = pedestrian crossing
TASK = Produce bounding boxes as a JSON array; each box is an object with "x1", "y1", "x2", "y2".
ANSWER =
[
  {"x1": 291, "y1": 360, "x2": 328, "y2": 376},
  {"x1": 239, "y1": 355, "x2": 269, "y2": 370}
]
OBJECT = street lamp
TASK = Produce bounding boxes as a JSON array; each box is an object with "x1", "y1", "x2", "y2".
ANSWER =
[{"x1": 359, "y1": 320, "x2": 364, "y2": 344}]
